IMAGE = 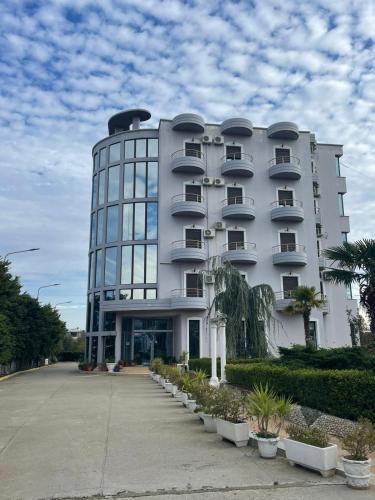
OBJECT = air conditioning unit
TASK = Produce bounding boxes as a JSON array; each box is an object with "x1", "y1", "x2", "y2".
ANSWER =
[
  {"x1": 202, "y1": 176, "x2": 214, "y2": 186},
  {"x1": 213, "y1": 136, "x2": 224, "y2": 145},
  {"x1": 201, "y1": 135, "x2": 212, "y2": 144},
  {"x1": 204, "y1": 274, "x2": 215, "y2": 285},
  {"x1": 213, "y1": 177, "x2": 225, "y2": 187},
  {"x1": 214, "y1": 221, "x2": 226, "y2": 231},
  {"x1": 203, "y1": 228, "x2": 215, "y2": 238}
]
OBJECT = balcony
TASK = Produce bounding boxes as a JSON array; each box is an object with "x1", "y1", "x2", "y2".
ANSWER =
[
  {"x1": 222, "y1": 197, "x2": 255, "y2": 220},
  {"x1": 171, "y1": 149, "x2": 205, "y2": 174},
  {"x1": 267, "y1": 122, "x2": 299, "y2": 140},
  {"x1": 268, "y1": 156, "x2": 301, "y2": 180},
  {"x1": 171, "y1": 240, "x2": 206, "y2": 263},
  {"x1": 222, "y1": 242, "x2": 257, "y2": 264},
  {"x1": 270, "y1": 200, "x2": 304, "y2": 222},
  {"x1": 340, "y1": 216, "x2": 350, "y2": 233},
  {"x1": 275, "y1": 291, "x2": 294, "y2": 311},
  {"x1": 170, "y1": 289, "x2": 207, "y2": 310},
  {"x1": 221, "y1": 153, "x2": 254, "y2": 177},
  {"x1": 336, "y1": 176, "x2": 347, "y2": 194},
  {"x1": 170, "y1": 194, "x2": 206, "y2": 218},
  {"x1": 220, "y1": 118, "x2": 253, "y2": 136},
  {"x1": 272, "y1": 244, "x2": 307, "y2": 266},
  {"x1": 171, "y1": 113, "x2": 205, "y2": 132}
]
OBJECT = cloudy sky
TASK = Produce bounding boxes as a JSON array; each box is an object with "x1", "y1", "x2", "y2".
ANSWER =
[{"x1": 1, "y1": 0, "x2": 374, "y2": 329}]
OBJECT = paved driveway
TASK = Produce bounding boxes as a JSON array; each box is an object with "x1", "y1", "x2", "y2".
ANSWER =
[{"x1": 0, "y1": 363, "x2": 373, "y2": 500}]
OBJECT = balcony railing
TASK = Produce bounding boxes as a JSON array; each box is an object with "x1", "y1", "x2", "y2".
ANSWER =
[
  {"x1": 221, "y1": 196, "x2": 254, "y2": 206},
  {"x1": 269, "y1": 155, "x2": 300, "y2": 166},
  {"x1": 273, "y1": 243, "x2": 306, "y2": 253},
  {"x1": 222, "y1": 152, "x2": 253, "y2": 162},
  {"x1": 171, "y1": 239, "x2": 204, "y2": 250},
  {"x1": 171, "y1": 148, "x2": 204, "y2": 160},
  {"x1": 275, "y1": 290, "x2": 296, "y2": 300},
  {"x1": 172, "y1": 193, "x2": 204, "y2": 203},
  {"x1": 171, "y1": 288, "x2": 205, "y2": 298},
  {"x1": 223, "y1": 241, "x2": 256, "y2": 252},
  {"x1": 271, "y1": 199, "x2": 303, "y2": 209}
]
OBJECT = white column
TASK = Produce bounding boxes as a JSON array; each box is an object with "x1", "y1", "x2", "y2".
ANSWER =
[
  {"x1": 209, "y1": 320, "x2": 219, "y2": 387},
  {"x1": 115, "y1": 314, "x2": 122, "y2": 362},
  {"x1": 219, "y1": 321, "x2": 227, "y2": 383}
]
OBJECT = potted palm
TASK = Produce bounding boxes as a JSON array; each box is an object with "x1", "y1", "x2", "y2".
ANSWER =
[
  {"x1": 285, "y1": 425, "x2": 337, "y2": 477},
  {"x1": 212, "y1": 387, "x2": 249, "y2": 447},
  {"x1": 247, "y1": 384, "x2": 293, "y2": 458},
  {"x1": 342, "y1": 418, "x2": 375, "y2": 489}
]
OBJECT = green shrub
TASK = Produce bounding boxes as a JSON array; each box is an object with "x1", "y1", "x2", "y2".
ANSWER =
[
  {"x1": 225, "y1": 363, "x2": 375, "y2": 422},
  {"x1": 342, "y1": 418, "x2": 375, "y2": 460},
  {"x1": 211, "y1": 386, "x2": 246, "y2": 423},
  {"x1": 58, "y1": 351, "x2": 83, "y2": 362},
  {"x1": 188, "y1": 357, "x2": 262, "y2": 374},
  {"x1": 287, "y1": 425, "x2": 329, "y2": 448}
]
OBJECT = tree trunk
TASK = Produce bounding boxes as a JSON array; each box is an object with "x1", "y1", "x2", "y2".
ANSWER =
[{"x1": 303, "y1": 311, "x2": 314, "y2": 348}]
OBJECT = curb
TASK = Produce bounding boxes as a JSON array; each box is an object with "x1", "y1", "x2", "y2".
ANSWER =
[{"x1": 0, "y1": 364, "x2": 49, "y2": 382}]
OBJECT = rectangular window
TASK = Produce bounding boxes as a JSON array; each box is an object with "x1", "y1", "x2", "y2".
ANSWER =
[
  {"x1": 88, "y1": 252, "x2": 94, "y2": 289},
  {"x1": 106, "y1": 205, "x2": 119, "y2": 243},
  {"x1": 226, "y1": 145, "x2": 241, "y2": 160},
  {"x1": 119, "y1": 289, "x2": 132, "y2": 300},
  {"x1": 227, "y1": 186, "x2": 243, "y2": 204},
  {"x1": 275, "y1": 147, "x2": 290, "y2": 164},
  {"x1": 92, "y1": 175, "x2": 98, "y2": 209},
  {"x1": 280, "y1": 232, "x2": 296, "y2": 252},
  {"x1": 124, "y1": 163, "x2": 134, "y2": 198},
  {"x1": 146, "y1": 245, "x2": 157, "y2": 283},
  {"x1": 148, "y1": 138, "x2": 158, "y2": 157},
  {"x1": 341, "y1": 232, "x2": 348, "y2": 243},
  {"x1": 99, "y1": 148, "x2": 106, "y2": 168},
  {"x1": 132, "y1": 288, "x2": 144, "y2": 300},
  {"x1": 122, "y1": 203, "x2": 133, "y2": 241},
  {"x1": 94, "y1": 153, "x2": 99, "y2": 171},
  {"x1": 109, "y1": 142, "x2": 121, "y2": 163},
  {"x1": 133, "y1": 245, "x2": 145, "y2": 283},
  {"x1": 282, "y1": 276, "x2": 299, "y2": 298},
  {"x1": 145, "y1": 288, "x2": 157, "y2": 299},
  {"x1": 134, "y1": 203, "x2": 146, "y2": 240},
  {"x1": 136, "y1": 139, "x2": 147, "y2": 157},
  {"x1": 121, "y1": 246, "x2": 132, "y2": 284},
  {"x1": 86, "y1": 294, "x2": 92, "y2": 332},
  {"x1": 104, "y1": 290, "x2": 116, "y2": 301},
  {"x1": 316, "y1": 224, "x2": 323, "y2": 238},
  {"x1": 124, "y1": 140, "x2": 135, "y2": 159},
  {"x1": 186, "y1": 274, "x2": 203, "y2": 297},
  {"x1": 103, "y1": 313, "x2": 116, "y2": 332},
  {"x1": 92, "y1": 292, "x2": 100, "y2": 332},
  {"x1": 338, "y1": 193, "x2": 345, "y2": 216},
  {"x1": 135, "y1": 162, "x2": 146, "y2": 197},
  {"x1": 90, "y1": 212, "x2": 97, "y2": 248},
  {"x1": 104, "y1": 247, "x2": 117, "y2": 286},
  {"x1": 108, "y1": 165, "x2": 120, "y2": 202},
  {"x1": 313, "y1": 182, "x2": 320, "y2": 197},
  {"x1": 228, "y1": 230, "x2": 245, "y2": 250},
  {"x1": 278, "y1": 190, "x2": 294, "y2": 206},
  {"x1": 146, "y1": 203, "x2": 158, "y2": 239},
  {"x1": 185, "y1": 142, "x2": 201, "y2": 158},
  {"x1": 147, "y1": 162, "x2": 158, "y2": 196},
  {"x1": 95, "y1": 249, "x2": 102, "y2": 287},
  {"x1": 185, "y1": 184, "x2": 202, "y2": 202},
  {"x1": 188, "y1": 319, "x2": 200, "y2": 358},
  {"x1": 335, "y1": 156, "x2": 341, "y2": 176},
  {"x1": 185, "y1": 228, "x2": 202, "y2": 248},
  {"x1": 96, "y1": 208, "x2": 104, "y2": 245},
  {"x1": 98, "y1": 170, "x2": 105, "y2": 205}
]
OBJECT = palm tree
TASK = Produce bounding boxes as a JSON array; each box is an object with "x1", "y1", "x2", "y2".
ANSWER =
[
  {"x1": 283, "y1": 286, "x2": 325, "y2": 348},
  {"x1": 209, "y1": 261, "x2": 275, "y2": 358},
  {"x1": 323, "y1": 239, "x2": 375, "y2": 342}
]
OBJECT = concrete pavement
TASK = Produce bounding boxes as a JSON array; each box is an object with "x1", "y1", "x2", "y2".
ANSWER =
[{"x1": 0, "y1": 363, "x2": 373, "y2": 500}]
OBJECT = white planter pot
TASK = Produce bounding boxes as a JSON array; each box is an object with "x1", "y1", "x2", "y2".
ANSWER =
[
  {"x1": 197, "y1": 411, "x2": 204, "y2": 421},
  {"x1": 165, "y1": 382, "x2": 173, "y2": 393},
  {"x1": 284, "y1": 438, "x2": 337, "y2": 477},
  {"x1": 187, "y1": 400, "x2": 197, "y2": 413},
  {"x1": 257, "y1": 437, "x2": 279, "y2": 459},
  {"x1": 149, "y1": 371, "x2": 154, "y2": 378},
  {"x1": 202, "y1": 414, "x2": 217, "y2": 433},
  {"x1": 175, "y1": 391, "x2": 183, "y2": 401},
  {"x1": 342, "y1": 457, "x2": 371, "y2": 489},
  {"x1": 216, "y1": 419, "x2": 249, "y2": 447},
  {"x1": 106, "y1": 363, "x2": 116, "y2": 372},
  {"x1": 154, "y1": 374, "x2": 160, "y2": 383},
  {"x1": 181, "y1": 392, "x2": 189, "y2": 406},
  {"x1": 171, "y1": 385, "x2": 178, "y2": 396}
]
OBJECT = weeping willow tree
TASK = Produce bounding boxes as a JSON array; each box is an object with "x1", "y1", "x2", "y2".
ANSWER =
[{"x1": 209, "y1": 261, "x2": 275, "y2": 359}]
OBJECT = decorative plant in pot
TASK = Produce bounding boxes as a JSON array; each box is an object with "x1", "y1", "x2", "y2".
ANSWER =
[
  {"x1": 341, "y1": 418, "x2": 375, "y2": 489},
  {"x1": 166, "y1": 367, "x2": 181, "y2": 396},
  {"x1": 98, "y1": 362, "x2": 108, "y2": 372},
  {"x1": 247, "y1": 384, "x2": 293, "y2": 458},
  {"x1": 212, "y1": 386, "x2": 249, "y2": 447},
  {"x1": 187, "y1": 370, "x2": 208, "y2": 414},
  {"x1": 105, "y1": 356, "x2": 116, "y2": 372},
  {"x1": 150, "y1": 357, "x2": 163, "y2": 382},
  {"x1": 285, "y1": 425, "x2": 337, "y2": 477},
  {"x1": 195, "y1": 384, "x2": 219, "y2": 432},
  {"x1": 177, "y1": 374, "x2": 193, "y2": 406}
]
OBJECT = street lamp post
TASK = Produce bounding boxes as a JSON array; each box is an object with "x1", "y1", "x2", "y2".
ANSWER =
[
  {"x1": 4, "y1": 248, "x2": 40, "y2": 259},
  {"x1": 37, "y1": 283, "x2": 61, "y2": 300}
]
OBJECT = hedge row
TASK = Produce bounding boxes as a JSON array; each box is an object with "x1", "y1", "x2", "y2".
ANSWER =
[
  {"x1": 188, "y1": 357, "x2": 261, "y2": 374},
  {"x1": 225, "y1": 363, "x2": 375, "y2": 422}
]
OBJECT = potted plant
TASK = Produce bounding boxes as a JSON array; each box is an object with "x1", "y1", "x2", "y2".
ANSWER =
[
  {"x1": 196, "y1": 384, "x2": 218, "y2": 432},
  {"x1": 341, "y1": 418, "x2": 375, "y2": 489},
  {"x1": 105, "y1": 356, "x2": 116, "y2": 372},
  {"x1": 247, "y1": 384, "x2": 293, "y2": 458},
  {"x1": 177, "y1": 351, "x2": 188, "y2": 373},
  {"x1": 285, "y1": 425, "x2": 337, "y2": 477},
  {"x1": 78, "y1": 361, "x2": 95, "y2": 372},
  {"x1": 98, "y1": 362, "x2": 109, "y2": 372},
  {"x1": 177, "y1": 374, "x2": 193, "y2": 406},
  {"x1": 150, "y1": 357, "x2": 163, "y2": 382},
  {"x1": 167, "y1": 367, "x2": 181, "y2": 396},
  {"x1": 212, "y1": 387, "x2": 249, "y2": 447}
]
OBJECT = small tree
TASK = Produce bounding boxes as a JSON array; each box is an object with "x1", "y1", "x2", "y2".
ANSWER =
[
  {"x1": 283, "y1": 286, "x2": 325, "y2": 348},
  {"x1": 346, "y1": 309, "x2": 367, "y2": 347}
]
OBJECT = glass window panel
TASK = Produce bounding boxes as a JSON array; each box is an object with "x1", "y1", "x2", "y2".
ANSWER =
[
  {"x1": 132, "y1": 289, "x2": 144, "y2": 299},
  {"x1": 99, "y1": 148, "x2": 106, "y2": 167},
  {"x1": 108, "y1": 165, "x2": 120, "y2": 202},
  {"x1": 104, "y1": 247, "x2": 117, "y2": 286},
  {"x1": 135, "y1": 162, "x2": 146, "y2": 197},
  {"x1": 109, "y1": 142, "x2": 121, "y2": 163},
  {"x1": 88, "y1": 252, "x2": 94, "y2": 289},
  {"x1": 133, "y1": 245, "x2": 145, "y2": 283},
  {"x1": 146, "y1": 288, "x2": 157, "y2": 299},
  {"x1": 104, "y1": 290, "x2": 116, "y2": 301},
  {"x1": 106, "y1": 205, "x2": 119, "y2": 243},
  {"x1": 136, "y1": 139, "x2": 146, "y2": 157},
  {"x1": 86, "y1": 294, "x2": 92, "y2": 332},
  {"x1": 134, "y1": 203, "x2": 146, "y2": 240},
  {"x1": 103, "y1": 312, "x2": 116, "y2": 331},
  {"x1": 121, "y1": 246, "x2": 132, "y2": 284},
  {"x1": 96, "y1": 209, "x2": 104, "y2": 245},
  {"x1": 122, "y1": 203, "x2": 133, "y2": 241},
  {"x1": 189, "y1": 319, "x2": 200, "y2": 358},
  {"x1": 341, "y1": 232, "x2": 348, "y2": 243},
  {"x1": 123, "y1": 163, "x2": 134, "y2": 198},
  {"x1": 338, "y1": 193, "x2": 345, "y2": 216},
  {"x1": 95, "y1": 249, "x2": 102, "y2": 287},
  {"x1": 146, "y1": 203, "x2": 157, "y2": 239},
  {"x1": 90, "y1": 212, "x2": 96, "y2": 248},
  {"x1": 119, "y1": 289, "x2": 132, "y2": 300},
  {"x1": 335, "y1": 156, "x2": 341, "y2": 176},
  {"x1": 92, "y1": 292, "x2": 100, "y2": 332},
  {"x1": 146, "y1": 244, "x2": 157, "y2": 283},
  {"x1": 92, "y1": 175, "x2": 98, "y2": 209},
  {"x1": 98, "y1": 170, "x2": 105, "y2": 205},
  {"x1": 124, "y1": 140, "x2": 135, "y2": 159},
  {"x1": 94, "y1": 153, "x2": 99, "y2": 171},
  {"x1": 147, "y1": 162, "x2": 158, "y2": 196},
  {"x1": 148, "y1": 139, "x2": 158, "y2": 157}
]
